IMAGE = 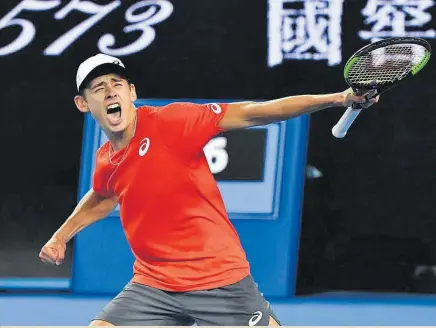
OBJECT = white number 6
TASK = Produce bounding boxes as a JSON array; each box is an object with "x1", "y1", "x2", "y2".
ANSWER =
[
  {"x1": 97, "y1": 0, "x2": 173, "y2": 56},
  {"x1": 204, "y1": 137, "x2": 229, "y2": 175}
]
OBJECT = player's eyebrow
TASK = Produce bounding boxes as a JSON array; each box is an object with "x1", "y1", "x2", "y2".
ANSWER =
[
  {"x1": 90, "y1": 77, "x2": 124, "y2": 90},
  {"x1": 90, "y1": 81, "x2": 105, "y2": 90}
]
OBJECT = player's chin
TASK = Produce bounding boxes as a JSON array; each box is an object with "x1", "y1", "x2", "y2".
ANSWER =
[{"x1": 106, "y1": 122, "x2": 128, "y2": 133}]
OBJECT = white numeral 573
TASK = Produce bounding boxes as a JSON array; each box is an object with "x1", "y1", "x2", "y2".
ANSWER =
[{"x1": 0, "y1": 0, "x2": 173, "y2": 56}]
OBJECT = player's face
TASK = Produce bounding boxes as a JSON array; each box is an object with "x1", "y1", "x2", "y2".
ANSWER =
[{"x1": 75, "y1": 73, "x2": 137, "y2": 134}]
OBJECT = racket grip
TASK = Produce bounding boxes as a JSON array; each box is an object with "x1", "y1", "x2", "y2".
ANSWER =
[{"x1": 332, "y1": 106, "x2": 362, "y2": 138}]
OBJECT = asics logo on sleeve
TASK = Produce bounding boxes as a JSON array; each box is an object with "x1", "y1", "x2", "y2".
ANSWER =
[{"x1": 206, "y1": 103, "x2": 222, "y2": 114}]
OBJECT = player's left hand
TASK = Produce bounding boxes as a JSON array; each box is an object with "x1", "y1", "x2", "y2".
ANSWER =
[
  {"x1": 39, "y1": 237, "x2": 66, "y2": 266},
  {"x1": 341, "y1": 88, "x2": 380, "y2": 108}
]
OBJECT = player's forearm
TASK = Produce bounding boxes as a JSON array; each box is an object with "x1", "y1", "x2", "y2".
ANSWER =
[
  {"x1": 246, "y1": 93, "x2": 344, "y2": 123},
  {"x1": 52, "y1": 189, "x2": 117, "y2": 243}
]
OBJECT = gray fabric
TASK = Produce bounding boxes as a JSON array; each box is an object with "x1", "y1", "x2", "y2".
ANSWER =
[
  {"x1": 93, "y1": 275, "x2": 280, "y2": 326},
  {"x1": 93, "y1": 281, "x2": 194, "y2": 326}
]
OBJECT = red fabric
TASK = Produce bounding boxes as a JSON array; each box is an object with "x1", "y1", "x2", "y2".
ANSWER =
[{"x1": 93, "y1": 103, "x2": 250, "y2": 291}]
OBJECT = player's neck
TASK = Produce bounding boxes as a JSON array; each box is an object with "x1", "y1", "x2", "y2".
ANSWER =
[{"x1": 108, "y1": 111, "x2": 137, "y2": 152}]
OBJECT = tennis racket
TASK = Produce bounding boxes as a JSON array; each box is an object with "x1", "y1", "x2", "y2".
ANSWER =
[{"x1": 332, "y1": 37, "x2": 431, "y2": 138}]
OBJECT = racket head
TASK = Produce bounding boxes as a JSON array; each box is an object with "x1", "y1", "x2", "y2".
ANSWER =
[{"x1": 343, "y1": 37, "x2": 431, "y2": 98}]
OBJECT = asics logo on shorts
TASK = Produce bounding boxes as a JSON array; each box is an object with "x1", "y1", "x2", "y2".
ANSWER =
[
  {"x1": 249, "y1": 311, "x2": 263, "y2": 326},
  {"x1": 139, "y1": 137, "x2": 151, "y2": 157}
]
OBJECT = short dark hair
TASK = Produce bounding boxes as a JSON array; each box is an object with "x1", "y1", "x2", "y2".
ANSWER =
[{"x1": 78, "y1": 63, "x2": 131, "y2": 97}]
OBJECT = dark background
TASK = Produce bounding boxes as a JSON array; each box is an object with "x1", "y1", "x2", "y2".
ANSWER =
[
  {"x1": 1, "y1": 0, "x2": 436, "y2": 295},
  {"x1": 214, "y1": 130, "x2": 266, "y2": 181}
]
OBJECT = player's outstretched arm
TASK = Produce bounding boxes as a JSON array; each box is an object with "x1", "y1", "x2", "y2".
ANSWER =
[
  {"x1": 39, "y1": 189, "x2": 118, "y2": 266},
  {"x1": 219, "y1": 88, "x2": 379, "y2": 130}
]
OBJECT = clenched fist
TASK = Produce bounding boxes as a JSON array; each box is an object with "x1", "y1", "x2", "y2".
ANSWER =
[{"x1": 39, "y1": 237, "x2": 67, "y2": 266}]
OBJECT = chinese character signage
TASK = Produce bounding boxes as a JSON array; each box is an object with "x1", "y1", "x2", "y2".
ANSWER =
[
  {"x1": 268, "y1": 0, "x2": 436, "y2": 68},
  {"x1": 359, "y1": 0, "x2": 436, "y2": 42},
  {"x1": 268, "y1": 0, "x2": 344, "y2": 67}
]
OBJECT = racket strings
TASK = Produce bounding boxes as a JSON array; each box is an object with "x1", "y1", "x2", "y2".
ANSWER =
[{"x1": 347, "y1": 44, "x2": 427, "y2": 86}]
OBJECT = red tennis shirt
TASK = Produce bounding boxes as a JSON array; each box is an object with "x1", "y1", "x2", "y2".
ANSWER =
[{"x1": 92, "y1": 102, "x2": 250, "y2": 291}]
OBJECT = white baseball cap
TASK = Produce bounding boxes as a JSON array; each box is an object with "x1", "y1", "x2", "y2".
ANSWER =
[{"x1": 76, "y1": 53, "x2": 126, "y2": 91}]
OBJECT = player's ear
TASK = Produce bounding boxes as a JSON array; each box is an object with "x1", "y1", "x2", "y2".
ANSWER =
[
  {"x1": 74, "y1": 95, "x2": 89, "y2": 113},
  {"x1": 129, "y1": 83, "x2": 137, "y2": 102}
]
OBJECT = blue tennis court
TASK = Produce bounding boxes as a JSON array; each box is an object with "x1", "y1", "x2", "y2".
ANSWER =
[{"x1": 3, "y1": 292, "x2": 436, "y2": 325}]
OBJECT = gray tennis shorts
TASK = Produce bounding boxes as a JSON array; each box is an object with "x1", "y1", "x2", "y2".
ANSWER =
[{"x1": 93, "y1": 275, "x2": 280, "y2": 326}]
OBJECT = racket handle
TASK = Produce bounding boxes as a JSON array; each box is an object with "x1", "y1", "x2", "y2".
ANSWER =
[{"x1": 332, "y1": 106, "x2": 362, "y2": 138}]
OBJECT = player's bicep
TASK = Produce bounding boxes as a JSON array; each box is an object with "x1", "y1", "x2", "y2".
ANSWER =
[
  {"x1": 77, "y1": 188, "x2": 118, "y2": 220},
  {"x1": 97, "y1": 193, "x2": 119, "y2": 213},
  {"x1": 218, "y1": 101, "x2": 276, "y2": 130}
]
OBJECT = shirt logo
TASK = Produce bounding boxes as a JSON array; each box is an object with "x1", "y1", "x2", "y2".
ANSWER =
[
  {"x1": 207, "y1": 103, "x2": 222, "y2": 114},
  {"x1": 249, "y1": 311, "x2": 263, "y2": 326},
  {"x1": 139, "y1": 137, "x2": 151, "y2": 157}
]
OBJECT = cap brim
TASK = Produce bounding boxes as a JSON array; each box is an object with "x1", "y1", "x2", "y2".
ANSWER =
[{"x1": 78, "y1": 63, "x2": 129, "y2": 91}]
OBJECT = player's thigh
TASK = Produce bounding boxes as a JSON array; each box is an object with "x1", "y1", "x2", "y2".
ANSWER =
[
  {"x1": 92, "y1": 281, "x2": 194, "y2": 326},
  {"x1": 182, "y1": 275, "x2": 281, "y2": 326},
  {"x1": 269, "y1": 316, "x2": 281, "y2": 326},
  {"x1": 89, "y1": 319, "x2": 114, "y2": 326}
]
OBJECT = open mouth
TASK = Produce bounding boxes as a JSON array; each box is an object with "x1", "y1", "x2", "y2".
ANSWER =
[{"x1": 106, "y1": 103, "x2": 122, "y2": 125}]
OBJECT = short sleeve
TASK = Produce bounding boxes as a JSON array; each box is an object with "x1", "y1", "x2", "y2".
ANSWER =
[
  {"x1": 92, "y1": 172, "x2": 113, "y2": 198},
  {"x1": 158, "y1": 102, "x2": 228, "y2": 154},
  {"x1": 92, "y1": 146, "x2": 115, "y2": 198}
]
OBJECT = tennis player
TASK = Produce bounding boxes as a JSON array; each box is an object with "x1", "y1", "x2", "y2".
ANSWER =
[{"x1": 39, "y1": 54, "x2": 379, "y2": 326}]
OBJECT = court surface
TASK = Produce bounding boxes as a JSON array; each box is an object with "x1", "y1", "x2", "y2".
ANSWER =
[{"x1": 3, "y1": 292, "x2": 436, "y2": 325}]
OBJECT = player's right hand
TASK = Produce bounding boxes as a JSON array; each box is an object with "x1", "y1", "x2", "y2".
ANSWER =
[
  {"x1": 39, "y1": 237, "x2": 67, "y2": 266},
  {"x1": 340, "y1": 88, "x2": 380, "y2": 108}
]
